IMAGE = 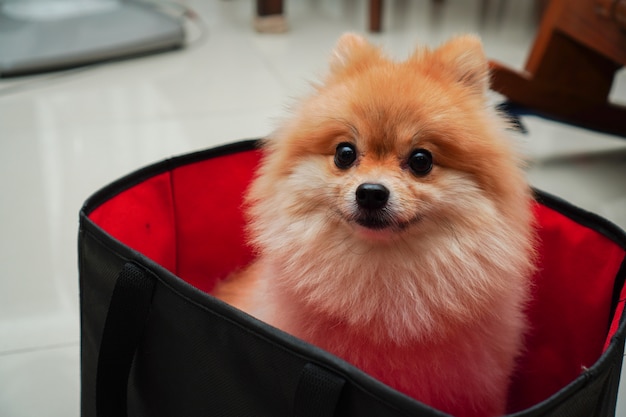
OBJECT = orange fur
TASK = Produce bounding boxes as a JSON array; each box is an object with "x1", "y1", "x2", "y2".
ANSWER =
[{"x1": 214, "y1": 34, "x2": 536, "y2": 417}]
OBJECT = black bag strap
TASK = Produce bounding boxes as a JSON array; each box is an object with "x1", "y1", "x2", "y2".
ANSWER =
[
  {"x1": 294, "y1": 363, "x2": 346, "y2": 417},
  {"x1": 96, "y1": 262, "x2": 156, "y2": 417}
]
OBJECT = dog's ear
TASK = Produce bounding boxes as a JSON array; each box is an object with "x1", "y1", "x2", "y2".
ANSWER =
[
  {"x1": 328, "y1": 33, "x2": 380, "y2": 77},
  {"x1": 431, "y1": 35, "x2": 489, "y2": 94}
]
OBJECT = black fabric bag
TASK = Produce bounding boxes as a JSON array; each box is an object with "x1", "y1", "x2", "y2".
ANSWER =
[{"x1": 79, "y1": 139, "x2": 626, "y2": 417}]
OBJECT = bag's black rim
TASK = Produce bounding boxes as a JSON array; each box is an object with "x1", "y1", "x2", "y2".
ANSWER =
[
  {"x1": 80, "y1": 138, "x2": 262, "y2": 218},
  {"x1": 79, "y1": 139, "x2": 626, "y2": 416}
]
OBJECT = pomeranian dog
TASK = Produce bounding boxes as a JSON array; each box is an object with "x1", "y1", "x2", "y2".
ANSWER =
[{"x1": 215, "y1": 34, "x2": 536, "y2": 417}]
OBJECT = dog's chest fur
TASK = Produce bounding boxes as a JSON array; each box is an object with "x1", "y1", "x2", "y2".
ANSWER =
[{"x1": 248, "y1": 256, "x2": 525, "y2": 417}]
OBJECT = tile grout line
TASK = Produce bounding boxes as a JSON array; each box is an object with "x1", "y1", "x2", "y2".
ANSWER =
[{"x1": 0, "y1": 341, "x2": 80, "y2": 357}]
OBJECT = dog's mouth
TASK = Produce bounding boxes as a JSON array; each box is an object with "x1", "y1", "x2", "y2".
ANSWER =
[
  {"x1": 355, "y1": 216, "x2": 393, "y2": 230},
  {"x1": 350, "y1": 210, "x2": 421, "y2": 232}
]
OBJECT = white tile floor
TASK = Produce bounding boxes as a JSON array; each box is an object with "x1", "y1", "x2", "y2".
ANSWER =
[{"x1": 1, "y1": 0, "x2": 625, "y2": 416}]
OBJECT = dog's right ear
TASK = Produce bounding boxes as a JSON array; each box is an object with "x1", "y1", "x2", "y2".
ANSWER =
[
  {"x1": 328, "y1": 33, "x2": 380, "y2": 77},
  {"x1": 433, "y1": 35, "x2": 489, "y2": 95}
]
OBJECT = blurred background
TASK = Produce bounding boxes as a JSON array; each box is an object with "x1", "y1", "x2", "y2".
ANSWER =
[{"x1": 1, "y1": 0, "x2": 625, "y2": 416}]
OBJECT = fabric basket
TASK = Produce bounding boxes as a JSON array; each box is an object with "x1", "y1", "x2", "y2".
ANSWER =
[{"x1": 79, "y1": 139, "x2": 626, "y2": 417}]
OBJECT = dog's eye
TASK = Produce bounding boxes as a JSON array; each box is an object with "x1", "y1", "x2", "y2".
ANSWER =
[
  {"x1": 334, "y1": 142, "x2": 357, "y2": 169},
  {"x1": 408, "y1": 149, "x2": 433, "y2": 176}
]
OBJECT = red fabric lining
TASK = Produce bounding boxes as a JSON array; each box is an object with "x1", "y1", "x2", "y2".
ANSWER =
[
  {"x1": 87, "y1": 149, "x2": 626, "y2": 412},
  {"x1": 89, "y1": 172, "x2": 177, "y2": 273},
  {"x1": 507, "y1": 203, "x2": 625, "y2": 411},
  {"x1": 170, "y1": 151, "x2": 258, "y2": 293}
]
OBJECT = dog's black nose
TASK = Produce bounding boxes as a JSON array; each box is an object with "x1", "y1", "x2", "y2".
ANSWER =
[{"x1": 356, "y1": 183, "x2": 389, "y2": 210}]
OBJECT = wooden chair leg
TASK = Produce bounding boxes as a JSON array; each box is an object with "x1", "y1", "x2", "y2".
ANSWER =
[
  {"x1": 255, "y1": 0, "x2": 288, "y2": 33},
  {"x1": 257, "y1": 0, "x2": 283, "y2": 16},
  {"x1": 369, "y1": 0, "x2": 383, "y2": 32}
]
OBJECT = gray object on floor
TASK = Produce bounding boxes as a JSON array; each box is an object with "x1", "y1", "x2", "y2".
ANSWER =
[{"x1": 0, "y1": 0, "x2": 185, "y2": 77}]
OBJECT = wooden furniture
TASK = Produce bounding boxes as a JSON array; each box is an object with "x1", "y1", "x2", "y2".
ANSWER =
[
  {"x1": 255, "y1": 0, "x2": 626, "y2": 136},
  {"x1": 255, "y1": 0, "x2": 443, "y2": 32},
  {"x1": 255, "y1": 0, "x2": 387, "y2": 33},
  {"x1": 489, "y1": 0, "x2": 626, "y2": 137},
  {"x1": 368, "y1": 0, "x2": 447, "y2": 32},
  {"x1": 255, "y1": 0, "x2": 288, "y2": 33},
  {"x1": 369, "y1": 0, "x2": 383, "y2": 32}
]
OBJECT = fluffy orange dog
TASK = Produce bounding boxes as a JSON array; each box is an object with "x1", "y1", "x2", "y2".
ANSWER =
[{"x1": 216, "y1": 34, "x2": 536, "y2": 417}]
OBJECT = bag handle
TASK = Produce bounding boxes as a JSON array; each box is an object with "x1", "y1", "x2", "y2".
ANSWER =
[
  {"x1": 294, "y1": 363, "x2": 346, "y2": 417},
  {"x1": 96, "y1": 263, "x2": 156, "y2": 417}
]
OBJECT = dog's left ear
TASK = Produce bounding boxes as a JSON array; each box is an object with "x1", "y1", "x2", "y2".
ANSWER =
[
  {"x1": 328, "y1": 33, "x2": 381, "y2": 77},
  {"x1": 432, "y1": 35, "x2": 489, "y2": 94}
]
